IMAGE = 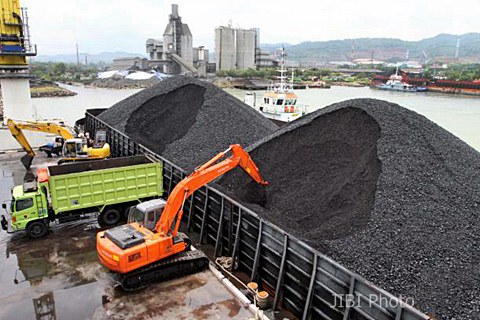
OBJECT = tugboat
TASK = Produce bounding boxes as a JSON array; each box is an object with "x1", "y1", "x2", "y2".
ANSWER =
[
  {"x1": 376, "y1": 68, "x2": 427, "y2": 92},
  {"x1": 244, "y1": 48, "x2": 308, "y2": 126}
]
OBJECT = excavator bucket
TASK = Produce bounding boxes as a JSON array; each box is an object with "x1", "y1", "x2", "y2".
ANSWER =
[
  {"x1": 21, "y1": 153, "x2": 34, "y2": 169},
  {"x1": 23, "y1": 170, "x2": 37, "y2": 192}
]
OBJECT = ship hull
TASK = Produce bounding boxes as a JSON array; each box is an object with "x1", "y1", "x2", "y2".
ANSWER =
[
  {"x1": 427, "y1": 86, "x2": 480, "y2": 96},
  {"x1": 259, "y1": 109, "x2": 302, "y2": 125},
  {"x1": 375, "y1": 84, "x2": 426, "y2": 92}
]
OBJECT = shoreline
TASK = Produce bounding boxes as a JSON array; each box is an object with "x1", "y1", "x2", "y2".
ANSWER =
[
  {"x1": 30, "y1": 85, "x2": 78, "y2": 98},
  {"x1": 92, "y1": 78, "x2": 161, "y2": 89}
]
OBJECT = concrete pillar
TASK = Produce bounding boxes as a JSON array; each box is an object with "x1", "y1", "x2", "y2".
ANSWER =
[{"x1": 1, "y1": 78, "x2": 33, "y2": 124}]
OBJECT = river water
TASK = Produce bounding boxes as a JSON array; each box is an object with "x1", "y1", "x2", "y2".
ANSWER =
[
  {"x1": 30, "y1": 84, "x2": 140, "y2": 125},
  {"x1": 0, "y1": 85, "x2": 141, "y2": 150},
  {"x1": 2, "y1": 83, "x2": 479, "y2": 152}
]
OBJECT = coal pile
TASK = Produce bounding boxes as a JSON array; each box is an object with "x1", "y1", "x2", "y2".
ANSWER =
[
  {"x1": 218, "y1": 98, "x2": 480, "y2": 319},
  {"x1": 98, "y1": 76, "x2": 277, "y2": 171},
  {"x1": 220, "y1": 107, "x2": 382, "y2": 242}
]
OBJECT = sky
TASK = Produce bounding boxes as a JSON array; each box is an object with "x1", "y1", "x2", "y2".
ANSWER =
[{"x1": 22, "y1": 0, "x2": 480, "y2": 55}]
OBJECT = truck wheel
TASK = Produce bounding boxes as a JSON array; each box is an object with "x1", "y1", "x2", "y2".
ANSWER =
[
  {"x1": 26, "y1": 221, "x2": 48, "y2": 238},
  {"x1": 99, "y1": 208, "x2": 122, "y2": 227},
  {"x1": 122, "y1": 205, "x2": 135, "y2": 220}
]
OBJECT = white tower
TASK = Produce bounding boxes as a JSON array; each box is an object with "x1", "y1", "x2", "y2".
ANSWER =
[{"x1": 454, "y1": 38, "x2": 460, "y2": 60}]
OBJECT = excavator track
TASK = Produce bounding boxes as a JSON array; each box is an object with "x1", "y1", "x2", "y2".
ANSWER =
[{"x1": 116, "y1": 249, "x2": 209, "y2": 291}]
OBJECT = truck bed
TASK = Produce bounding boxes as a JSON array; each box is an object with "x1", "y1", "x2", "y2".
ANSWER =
[
  {"x1": 48, "y1": 155, "x2": 150, "y2": 176},
  {"x1": 47, "y1": 155, "x2": 163, "y2": 213}
]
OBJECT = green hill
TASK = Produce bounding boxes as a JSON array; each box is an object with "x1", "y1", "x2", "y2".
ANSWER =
[{"x1": 261, "y1": 33, "x2": 480, "y2": 64}]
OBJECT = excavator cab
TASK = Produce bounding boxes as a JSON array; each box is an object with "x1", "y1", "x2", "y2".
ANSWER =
[
  {"x1": 127, "y1": 199, "x2": 166, "y2": 231},
  {"x1": 93, "y1": 130, "x2": 107, "y2": 148},
  {"x1": 62, "y1": 139, "x2": 88, "y2": 158}
]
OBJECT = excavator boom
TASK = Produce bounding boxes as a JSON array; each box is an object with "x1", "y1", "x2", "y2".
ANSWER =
[
  {"x1": 7, "y1": 118, "x2": 74, "y2": 169},
  {"x1": 97, "y1": 144, "x2": 268, "y2": 290},
  {"x1": 6, "y1": 119, "x2": 36, "y2": 169},
  {"x1": 156, "y1": 144, "x2": 268, "y2": 236}
]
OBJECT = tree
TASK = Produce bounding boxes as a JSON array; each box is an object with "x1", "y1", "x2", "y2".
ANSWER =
[{"x1": 52, "y1": 62, "x2": 67, "y2": 75}]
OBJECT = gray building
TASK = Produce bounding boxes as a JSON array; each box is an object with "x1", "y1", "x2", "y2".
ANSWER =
[
  {"x1": 236, "y1": 29, "x2": 256, "y2": 69},
  {"x1": 193, "y1": 46, "x2": 209, "y2": 76},
  {"x1": 215, "y1": 26, "x2": 258, "y2": 71},
  {"x1": 145, "y1": 4, "x2": 210, "y2": 76},
  {"x1": 162, "y1": 4, "x2": 193, "y2": 74},
  {"x1": 193, "y1": 46, "x2": 209, "y2": 64},
  {"x1": 110, "y1": 57, "x2": 149, "y2": 71},
  {"x1": 215, "y1": 26, "x2": 236, "y2": 70},
  {"x1": 255, "y1": 49, "x2": 277, "y2": 68},
  {"x1": 146, "y1": 39, "x2": 163, "y2": 61}
]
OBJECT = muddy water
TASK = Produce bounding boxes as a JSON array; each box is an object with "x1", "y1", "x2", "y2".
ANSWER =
[{"x1": 0, "y1": 153, "x2": 252, "y2": 320}]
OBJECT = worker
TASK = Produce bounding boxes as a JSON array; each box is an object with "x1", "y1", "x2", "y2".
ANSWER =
[{"x1": 85, "y1": 132, "x2": 94, "y2": 147}]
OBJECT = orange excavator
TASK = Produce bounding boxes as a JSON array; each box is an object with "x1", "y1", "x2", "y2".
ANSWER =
[{"x1": 96, "y1": 144, "x2": 269, "y2": 290}]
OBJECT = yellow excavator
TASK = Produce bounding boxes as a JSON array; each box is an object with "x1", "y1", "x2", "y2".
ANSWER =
[{"x1": 7, "y1": 118, "x2": 110, "y2": 169}]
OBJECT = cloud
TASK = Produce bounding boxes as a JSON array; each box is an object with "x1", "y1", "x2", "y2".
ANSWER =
[{"x1": 22, "y1": 0, "x2": 480, "y2": 55}]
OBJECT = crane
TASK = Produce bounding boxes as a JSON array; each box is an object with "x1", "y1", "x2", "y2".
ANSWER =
[
  {"x1": 96, "y1": 144, "x2": 269, "y2": 290},
  {"x1": 7, "y1": 118, "x2": 110, "y2": 169}
]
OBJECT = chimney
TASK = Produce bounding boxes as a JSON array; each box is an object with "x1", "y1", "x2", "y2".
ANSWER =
[{"x1": 171, "y1": 4, "x2": 179, "y2": 19}]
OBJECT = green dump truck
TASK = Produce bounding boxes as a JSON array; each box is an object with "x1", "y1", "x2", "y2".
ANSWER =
[{"x1": 1, "y1": 156, "x2": 163, "y2": 238}]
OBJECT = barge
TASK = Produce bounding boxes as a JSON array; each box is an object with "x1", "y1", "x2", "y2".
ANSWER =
[
  {"x1": 82, "y1": 109, "x2": 431, "y2": 320},
  {"x1": 371, "y1": 70, "x2": 480, "y2": 96}
]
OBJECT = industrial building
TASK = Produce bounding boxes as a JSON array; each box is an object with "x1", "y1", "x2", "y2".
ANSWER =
[
  {"x1": 256, "y1": 49, "x2": 277, "y2": 68},
  {"x1": 162, "y1": 4, "x2": 192, "y2": 74},
  {"x1": 215, "y1": 26, "x2": 236, "y2": 70},
  {"x1": 145, "y1": 4, "x2": 208, "y2": 76},
  {"x1": 192, "y1": 46, "x2": 209, "y2": 75},
  {"x1": 215, "y1": 26, "x2": 276, "y2": 71},
  {"x1": 146, "y1": 39, "x2": 163, "y2": 61},
  {"x1": 215, "y1": 26, "x2": 257, "y2": 71},
  {"x1": 110, "y1": 57, "x2": 149, "y2": 71},
  {"x1": 236, "y1": 29, "x2": 256, "y2": 69}
]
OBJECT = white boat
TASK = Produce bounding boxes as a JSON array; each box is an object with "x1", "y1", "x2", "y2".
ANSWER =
[
  {"x1": 376, "y1": 68, "x2": 427, "y2": 92},
  {"x1": 244, "y1": 48, "x2": 308, "y2": 125}
]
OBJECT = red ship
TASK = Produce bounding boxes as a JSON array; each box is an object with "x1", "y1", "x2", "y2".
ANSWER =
[
  {"x1": 427, "y1": 79, "x2": 480, "y2": 95},
  {"x1": 371, "y1": 71, "x2": 480, "y2": 96}
]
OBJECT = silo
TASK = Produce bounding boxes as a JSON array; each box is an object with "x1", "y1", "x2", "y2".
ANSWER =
[
  {"x1": 215, "y1": 26, "x2": 236, "y2": 71},
  {"x1": 235, "y1": 29, "x2": 256, "y2": 69}
]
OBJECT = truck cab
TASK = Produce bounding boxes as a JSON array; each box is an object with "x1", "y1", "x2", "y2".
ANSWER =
[{"x1": 2, "y1": 184, "x2": 49, "y2": 237}]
